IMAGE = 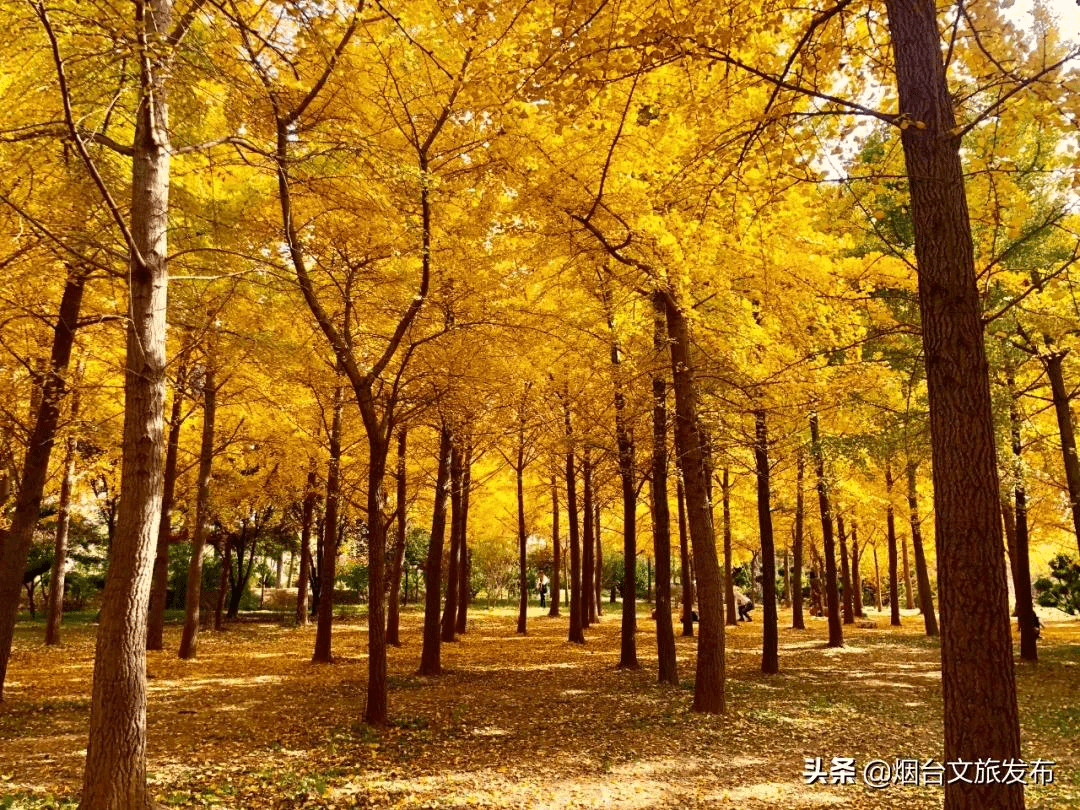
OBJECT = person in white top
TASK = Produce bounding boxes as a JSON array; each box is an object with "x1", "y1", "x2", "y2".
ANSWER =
[{"x1": 734, "y1": 587, "x2": 754, "y2": 622}]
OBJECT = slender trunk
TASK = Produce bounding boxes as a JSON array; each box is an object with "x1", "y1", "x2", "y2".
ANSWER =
[
  {"x1": 516, "y1": 447, "x2": 528, "y2": 635},
  {"x1": 594, "y1": 501, "x2": 603, "y2": 617},
  {"x1": 582, "y1": 453, "x2": 595, "y2": 628},
  {"x1": 883, "y1": 2, "x2": 1023, "y2": 803},
  {"x1": 886, "y1": 463, "x2": 902, "y2": 626},
  {"x1": 549, "y1": 474, "x2": 561, "y2": 617},
  {"x1": 312, "y1": 385, "x2": 343, "y2": 663},
  {"x1": 677, "y1": 476, "x2": 694, "y2": 637},
  {"x1": 754, "y1": 410, "x2": 779, "y2": 674},
  {"x1": 214, "y1": 536, "x2": 230, "y2": 632},
  {"x1": 902, "y1": 535, "x2": 915, "y2": 609},
  {"x1": 44, "y1": 387, "x2": 80, "y2": 646},
  {"x1": 651, "y1": 305, "x2": 677, "y2": 684},
  {"x1": 456, "y1": 446, "x2": 471, "y2": 635},
  {"x1": 873, "y1": 545, "x2": 883, "y2": 612},
  {"x1": 664, "y1": 295, "x2": 724, "y2": 712},
  {"x1": 178, "y1": 369, "x2": 216, "y2": 658},
  {"x1": 1002, "y1": 501, "x2": 1020, "y2": 617},
  {"x1": 564, "y1": 396, "x2": 585, "y2": 644},
  {"x1": 295, "y1": 466, "x2": 317, "y2": 626},
  {"x1": 419, "y1": 425, "x2": 452, "y2": 676},
  {"x1": 1007, "y1": 377, "x2": 1037, "y2": 661},
  {"x1": 363, "y1": 434, "x2": 390, "y2": 725},
  {"x1": 147, "y1": 360, "x2": 186, "y2": 650},
  {"x1": 809, "y1": 414, "x2": 842, "y2": 647},
  {"x1": 0, "y1": 272, "x2": 85, "y2": 695},
  {"x1": 1044, "y1": 352, "x2": 1080, "y2": 555},
  {"x1": 607, "y1": 317, "x2": 636, "y2": 658},
  {"x1": 907, "y1": 461, "x2": 938, "y2": 636},
  {"x1": 722, "y1": 468, "x2": 737, "y2": 627},
  {"x1": 227, "y1": 527, "x2": 252, "y2": 619},
  {"x1": 851, "y1": 520, "x2": 864, "y2": 618},
  {"x1": 837, "y1": 513, "x2": 854, "y2": 624},
  {"x1": 792, "y1": 449, "x2": 806, "y2": 630},
  {"x1": 387, "y1": 428, "x2": 408, "y2": 646},
  {"x1": 782, "y1": 548, "x2": 791, "y2": 607},
  {"x1": 441, "y1": 441, "x2": 463, "y2": 642}
]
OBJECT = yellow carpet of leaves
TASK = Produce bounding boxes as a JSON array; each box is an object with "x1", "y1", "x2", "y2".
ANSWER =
[{"x1": 1, "y1": 604, "x2": 1078, "y2": 809}]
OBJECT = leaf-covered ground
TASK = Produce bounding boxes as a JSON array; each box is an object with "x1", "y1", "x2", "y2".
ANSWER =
[{"x1": 1, "y1": 603, "x2": 1078, "y2": 809}]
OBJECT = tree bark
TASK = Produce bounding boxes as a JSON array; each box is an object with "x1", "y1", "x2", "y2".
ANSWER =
[
  {"x1": 419, "y1": 425, "x2": 452, "y2": 676},
  {"x1": 664, "y1": 295, "x2": 724, "y2": 712},
  {"x1": 851, "y1": 520, "x2": 864, "y2": 618},
  {"x1": 582, "y1": 452, "x2": 594, "y2": 629},
  {"x1": 44, "y1": 386, "x2": 80, "y2": 646},
  {"x1": 387, "y1": 428, "x2": 408, "y2": 646},
  {"x1": 441, "y1": 440, "x2": 463, "y2": 642},
  {"x1": 754, "y1": 410, "x2": 779, "y2": 674},
  {"x1": 312, "y1": 384, "x2": 343, "y2": 663},
  {"x1": 0, "y1": 271, "x2": 85, "y2": 696},
  {"x1": 886, "y1": 463, "x2": 902, "y2": 627},
  {"x1": 1044, "y1": 352, "x2": 1080, "y2": 556},
  {"x1": 549, "y1": 473, "x2": 561, "y2": 617},
  {"x1": 178, "y1": 368, "x2": 216, "y2": 658},
  {"x1": 677, "y1": 475, "x2": 694, "y2": 637},
  {"x1": 883, "y1": 1, "x2": 1024, "y2": 803},
  {"x1": 516, "y1": 443, "x2": 528, "y2": 635},
  {"x1": 594, "y1": 501, "x2": 603, "y2": 617},
  {"x1": 809, "y1": 414, "x2": 843, "y2": 647},
  {"x1": 837, "y1": 512, "x2": 855, "y2": 625},
  {"x1": 906, "y1": 461, "x2": 938, "y2": 637},
  {"x1": 564, "y1": 395, "x2": 585, "y2": 645},
  {"x1": 147, "y1": 359, "x2": 186, "y2": 650},
  {"x1": 792, "y1": 448, "x2": 806, "y2": 630},
  {"x1": 295, "y1": 466, "x2": 317, "y2": 626},
  {"x1": 362, "y1": 432, "x2": 390, "y2": 725},
  {"x1": 1007, "y1": 376, "x2": 1037, "y2": 661},
  {"x1": 722, "y1": 468, "x2": 737, "y2": 627},
  {"x1": 455, "y1": 445, "x2": 471, "y2": 635},
  {"x1": 651, "y1": 304, "x2": 677, "y2": 685}
]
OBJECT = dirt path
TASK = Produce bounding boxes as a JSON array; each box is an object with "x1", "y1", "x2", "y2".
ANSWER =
[{"x1": 2, "y1": 606, "x2": 1078, "y2": 808}]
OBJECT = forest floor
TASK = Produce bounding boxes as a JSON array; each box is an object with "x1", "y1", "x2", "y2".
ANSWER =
[{"x1": 1, "y1": 603, "x2": 1078, "y2": 809}]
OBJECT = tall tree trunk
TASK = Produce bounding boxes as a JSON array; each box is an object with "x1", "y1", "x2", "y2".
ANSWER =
[
  {"x1": 44, "y1": 386, "x2": 80, "y2": 646},
  {"x1": 883, "y1": 2, "x2": 1023, "y2": 803},
  {"x1": 312, "y1": 385, "x2": 343, "y2": 663},
  {"x1": 851, "y1": 520, "x2": 864, "y2": 618},
  {"x1": 178, "y1": 368, "x2": 216, "y2": 658},
  {"x1": 886, "y1": 463, "x2": 902, "y2": 626},
  {"x1": 1002, "y1": 501, "x2": 1019, "y2": 617},
  {"x1": 651, "y1": 305, "x2": 677, "y2": 684},
  {"x1": 594, "y1": 501, "x2": 603, "y2": 617},
  {"x1": 363, "y1": 433, "x2": 390, "y2": 725},
  {"x1": 442, "y1": 441, "x2": 463, "y2": 642},
  {"x1": 419, "y1": 425, "x2": 452, "y2": 676},
  {"x1": 663, "y1": 294, "x2": 724, "y2": 712},
  {"x1": 214, "y1": 535, "x2": 231, "y2": 632},
  {"x1": 564, "y1": 396, "x2": 585, "y2": 644},
  {"x1": 516, "y1": 447, "x2": 528, "y2": 635},
  {"x1": 387, "y1": 428, "x2": 408, "y2": 646},
  {"x1": 873, "y1": 545, "x2": 884, "y2": 612},
  {"x1": 837, "y1": 513, "x2": 855, "y2": 625},
  {"x1": 582, "y1": 453, "x2": 595, "y2": 628},
  {"x1": 455, "y1": 445, "x2": 471, "y2": 635},
  {"x1": 147, "y1": 359, "x2": 186, "y2": 650},
  {"x1": 809, "y1": 414, "x2": 842, "y2": 647},
  {"x1": 0, "y1": 272, "x2": 85, "y2": 695},
  {"x1": 906, "y1": 461, "x2": 938, "y2": 637},
  {"x1": 754, "y1": 410, "x2": 779, "y2": 674},
  {"x1": 902, "y1": 535, "x2": 915, "y2": 609},
  {"x1": 549, "y1": 473, "x2": 561, "y2": 617},
  {"x1": 1007, "y1": 376, "x2": 1037, "y2": 661},
  {"x1": 722, "y1": 468, "x2": 737, "y2": 627},
  {"x1": 792, "y1": 448, "x2": 806, "y2": 630},
  {"x1": 607, "y1": 313, "x2": 637, "y2": 658},
  {"x1": 677, "y1": 476, "x2": 694, "y2": 637},
  {"x1": 295, "y1": 466, "x2": 317, "y2": 626},
  {"x1": 1044, "y1": 352, "x2": 1080, "y2": 555}
]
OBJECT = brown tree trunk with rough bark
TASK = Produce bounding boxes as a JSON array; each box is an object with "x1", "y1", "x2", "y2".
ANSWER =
[
  {"x1": 549, "y1": 474, "x2": 561, "y2": 617},
  {"x1": 754, "y1": 410, "x2": 779, "y2": 674},
  {"x1": 1044, "y1": 352, "x2": 1080, "y2": 556},
  {"x1": 721, "y1": 468, "x2": 737, "y2": 628},
  {"x1": 906, "y1": 461, "x2": 938, "y2": 637},
  {"x1": 516, "y1": 447, "x2": 528, "y2": 635},
  {"x1": 362, "y1": 432, "x2": 390, "y2": 725},
  {"x1": 44, "y1": 387, "x2": 80, "y2": 647},
  {"x1": 455, "y1": 446, "x2": 471, "y2": 635},
  {"x1": 442, "y1": 441, "x2": 463, "y2": 643},
  {"x1": 792, "y1": 449, "x2": 806, "y2": 630},
  {"x1": 564, "y1": 396, "x2": 585, "y2": 645},
  {"x1": 387, "y1": 428, "x2": 408, "y2": 646},
  {"x1": 902, "y1": 535, "x2": 915, "y2": 610},
  {"x1": 809, "y1": 414, "x2": 842, "y2": 647},
  {"x1": 419, "y1": 426, "x2": 452, "y2": 676},
  {"x1": 0, "y1": 272, "x2": 85, "y2": 696},
  {"x1": 886, "y1": 463, "x2": 902, "y2": 626},
  {"x1": 312, "y1": 385, "x2": 343, "y2": 663},
  {"x1": 1007, "y1": 377, "x2": 1037, "y2": 661},
  {"x1": 883, "y1": 1, "x2": 1024, "y2": 803},
  {"x1": 147, "y1": 360, "x2": 186, "y2": 650},
  {"x1": 677, "y1": 476, "x2": 694, "y2": 637},
  {"x1": 664, "y1": 295, "x2": 724, "y2": 712},
  {"x1": 651, "y1": 305, "x2": 677, "y2": 685},
  {"x1": 594, "y1": 501, "x2": 603, "y2": 617},
  {"x1": 295, "y1": 466, "x2": 317, "y2": 627},
  {"x1": 178, "y1": 368, "x2": 216, "y2": 658},
  {"x1": 581, "y1": 453, "x2": 594, "y2": 629},
  {"x1": 851, "y1": 521, "x2": 864, "y2": 618},
  {"x1": 837, "y1": 513, "x2": 854, "y2": 625}
]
